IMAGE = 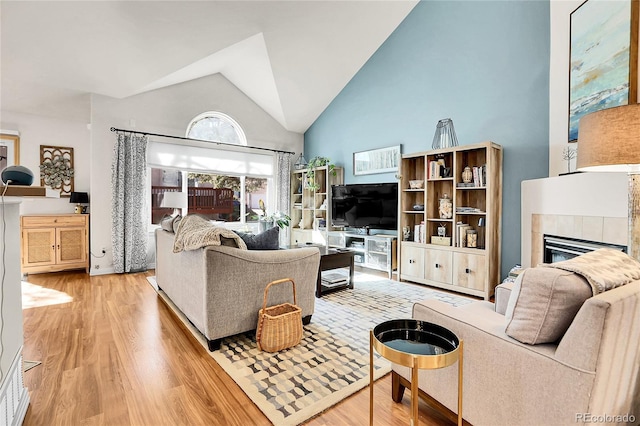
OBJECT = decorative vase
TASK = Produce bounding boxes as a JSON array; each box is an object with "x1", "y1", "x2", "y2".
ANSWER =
[
  {"x1": 462, "y1": 166, "x2": 473, "y2": 184},
  {"x1": 438, "y1": 194, "x2": 452, "y2": 219},
  {"x1": 432, "y1": 118, "x2": 459, "y2": 149},
  {"x1": 259, "y1": 219, "x2": 274, "y2": 233}
]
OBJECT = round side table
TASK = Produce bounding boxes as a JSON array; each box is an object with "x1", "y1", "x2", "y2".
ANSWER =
[{"x1": 370, "y1": 319, "x2": 463, "y2": 426}]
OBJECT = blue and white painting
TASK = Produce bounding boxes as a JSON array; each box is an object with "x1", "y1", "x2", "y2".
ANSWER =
[{"x1": 569, "y1": 0, "x2": 634, "y2": 142}]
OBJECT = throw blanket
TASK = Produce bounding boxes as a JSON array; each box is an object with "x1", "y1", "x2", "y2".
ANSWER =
[
  {"x1": 173, "y1": 215, "x2": 247, "y2": 253},
  {"x1": 546, "y1": 248, "x2": 640, "y2": 295}
]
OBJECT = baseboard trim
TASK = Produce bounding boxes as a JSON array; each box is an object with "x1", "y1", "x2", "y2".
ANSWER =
[
  {"x1": 90, "y1": 264, "x2": 155, "y2": 276},
  {"x1": 90, "y1": 266, "x2": 115, "y2": 276}
]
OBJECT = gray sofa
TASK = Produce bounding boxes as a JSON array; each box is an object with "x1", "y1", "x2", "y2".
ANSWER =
[
  {"x1": 155, "y1": 229, "x2": 321, "y2": 350},
  {"x1": 392, "y1": 276, "x2": 640, "y2": 425}
]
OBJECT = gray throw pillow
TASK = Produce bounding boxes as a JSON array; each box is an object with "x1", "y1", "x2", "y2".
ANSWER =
[
  {"x1": 160, "y1": 214, "x2": 181, "y2": 233},
  {"x1": 234, "y1": 227, "x2": 280, "y2": 250},
  {"x1": 505, "y1": 267, "x2": 592, "y2": 344}
]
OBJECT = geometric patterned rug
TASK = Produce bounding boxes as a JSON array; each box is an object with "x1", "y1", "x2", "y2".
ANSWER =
[{"x1": 157, "y1": 272, "x2": 473, "y2": 426}]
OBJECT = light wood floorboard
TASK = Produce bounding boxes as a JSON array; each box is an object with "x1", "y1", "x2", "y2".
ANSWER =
[{"x1": 21, "y1": 270, "x2": 459, "y2": 425}]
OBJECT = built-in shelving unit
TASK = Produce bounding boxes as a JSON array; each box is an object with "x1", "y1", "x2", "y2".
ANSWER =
[
  {"x1": 290, "y1": 165, "x2": 344, "y2": 245},
  {"x1": 399, "y1": 141, "x2": 502, "y2": 300}
]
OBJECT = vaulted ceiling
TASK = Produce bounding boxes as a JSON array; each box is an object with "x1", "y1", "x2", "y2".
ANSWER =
[{"x1": 1, "y1": 1, "x2": 418, "y2": 133}]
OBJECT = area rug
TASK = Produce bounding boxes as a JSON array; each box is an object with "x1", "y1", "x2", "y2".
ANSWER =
[{"x1": 156, "y1": 272, "x2": 473, "y2": 425}]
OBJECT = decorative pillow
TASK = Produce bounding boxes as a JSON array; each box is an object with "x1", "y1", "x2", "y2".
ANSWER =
[
  {"x1": 219, "y1": 236, "x2": 240, "y2": 248},
  {"x1": 504, "y1": 267, "x2": 592, "y2": 345},
  {"x1": 160, "y1": 214, "x2": 181, "y2": 233},
  {"x1": 172, "y1": 215, "x2": 182, "y2": 233},
  {"x1": 234, "y1": 227, "x2": 280, "y2": 250}
]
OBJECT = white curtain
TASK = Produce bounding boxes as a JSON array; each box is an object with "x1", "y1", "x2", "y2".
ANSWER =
[
  {"x1": 111, "y1": 133, "x2": 148, "y2": 273},
  {"x1": 275, "y1": 152, "x2": 293, "y2": 246}
]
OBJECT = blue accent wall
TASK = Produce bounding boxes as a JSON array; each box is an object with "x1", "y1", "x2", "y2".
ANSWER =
[{"x1": 304, "y1": 0, "x2": 550, "y2": 280}]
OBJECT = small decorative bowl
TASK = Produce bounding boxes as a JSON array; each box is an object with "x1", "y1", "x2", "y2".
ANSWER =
[
  {"x1": 409, "y1": 180, "x2": 424, "y2": 189},
  {"x1": 413, "y1": 204, "x2": 424, "y2": 211}
]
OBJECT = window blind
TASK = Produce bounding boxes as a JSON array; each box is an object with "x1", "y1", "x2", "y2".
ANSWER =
[{"x1": 147, "y1": 141, "x2": 274, "y2": 177}]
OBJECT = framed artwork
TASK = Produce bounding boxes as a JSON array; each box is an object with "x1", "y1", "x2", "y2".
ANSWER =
[
  {"x1": 40, "y1": 145, "x2": 74, "y2": 197},
  {"x1": 353, "y1": 145, "x2": 401, "y2": 176},
  {"x1": 569, "y1": 0, "x2": 639, "y2": 142},
  {"x1": 0, "y1": 133, "x2": 20, "y2": 171}
]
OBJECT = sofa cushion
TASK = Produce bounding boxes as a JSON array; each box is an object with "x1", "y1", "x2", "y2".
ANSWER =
[
  {"x1": 504, "y1": 267, "x2": 592, "y2": 344},
  {"x1": 234, "y1": 226, "x2": 280, "y2": 250}
]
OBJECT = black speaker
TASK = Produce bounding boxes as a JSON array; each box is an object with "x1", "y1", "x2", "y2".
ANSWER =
[{"x1": 1, "y1": 165, "x2": 34, "y2": 185}]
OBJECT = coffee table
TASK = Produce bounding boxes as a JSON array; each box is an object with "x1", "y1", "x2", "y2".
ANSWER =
[
  {"x1": 370, "y1": 319, "x2": 463, "y2": 426},
  {"x1": 315, "y1": 247, "x2": 355, "y2": 297}
]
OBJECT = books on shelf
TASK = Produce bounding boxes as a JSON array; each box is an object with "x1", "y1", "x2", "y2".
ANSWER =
[
  {"x1": 456, "y1": 164, "x2": 487, "y2": 188},
  {"x1": 414, "y1": 222, "x2": 426, "y2": 243},
  {"x1": 456, "y1": 222, "x2": 472, "y2": 247},
  {"x1": 456, "y1": 206, "x2": 485, "y2": 214}
]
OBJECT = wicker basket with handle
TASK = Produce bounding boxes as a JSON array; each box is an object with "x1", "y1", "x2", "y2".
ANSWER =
[{"x1": 256, "y1": 278, "x2": 303, "y2": 352}]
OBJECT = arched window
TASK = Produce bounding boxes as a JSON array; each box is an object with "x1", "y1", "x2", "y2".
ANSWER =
[
  {"x1": 186, "y1": 111, "x2": 247, "y2": 145},
  {"x1": 148, "y1": 111, "x2": 272, "y2": 228}
]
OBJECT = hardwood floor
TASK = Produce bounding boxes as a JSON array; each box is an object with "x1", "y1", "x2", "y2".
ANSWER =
[{"x1": 21, "y1": 270, "x2": 458, "y2": 425}]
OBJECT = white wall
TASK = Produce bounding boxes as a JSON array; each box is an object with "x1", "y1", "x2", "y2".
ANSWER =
[
  {"x1": 89, "y1": 73, "x2": 303, "y2": 274},
  {"x1": 549, "y1": 0, "x2": 640, "y2": 176},
  {"x1": 0, "y1": 112, "x2": 90, "y2": 214},
  {"x1": 1, "y1": 73, "x2": 302, "y2": 275}
]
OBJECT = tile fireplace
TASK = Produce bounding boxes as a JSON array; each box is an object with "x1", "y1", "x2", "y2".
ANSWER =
[{"x1": 543, "y1": 234, "x2": 627, "y2": 263}]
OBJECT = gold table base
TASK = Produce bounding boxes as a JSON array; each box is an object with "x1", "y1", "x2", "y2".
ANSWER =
[{"x1": 369, "y1": 330, "x2": 463, "y2": 426}]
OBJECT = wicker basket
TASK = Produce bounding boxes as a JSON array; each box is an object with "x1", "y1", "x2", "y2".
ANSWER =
[{"x1": 256, "y1": 278, "x2": 303, "y2": 353}]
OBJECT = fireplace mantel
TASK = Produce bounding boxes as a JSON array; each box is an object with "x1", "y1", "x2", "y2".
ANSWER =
[{"x1": 521, "y1": 172, "x2": 628, "y2": 268}]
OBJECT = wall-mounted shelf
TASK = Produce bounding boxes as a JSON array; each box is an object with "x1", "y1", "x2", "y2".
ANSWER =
[{"x1": 3, "y1": 185, "x2": 60, "y2": 197}]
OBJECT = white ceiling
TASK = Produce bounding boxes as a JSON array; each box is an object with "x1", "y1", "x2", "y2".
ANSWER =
[{"x1": 1, "y1": 1, "x2": 418, "y2": 133}]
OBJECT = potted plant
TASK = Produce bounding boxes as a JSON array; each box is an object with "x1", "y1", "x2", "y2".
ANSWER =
[
  {"x1": 305, "y1": 156, "x2": 336, "y2": 191},
  {"x1": 257, "y1": 199, "x2": 291, "y2": 231}
]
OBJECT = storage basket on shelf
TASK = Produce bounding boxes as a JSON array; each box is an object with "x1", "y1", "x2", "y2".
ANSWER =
[{"x1": 256, "y1": 278, "x2": 303, "y2": 352}]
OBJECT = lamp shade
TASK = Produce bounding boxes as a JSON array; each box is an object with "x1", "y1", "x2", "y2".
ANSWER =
[
  {"x1": 69, "y1": 191, "x2": 89, "y2": 204},
  {"x1": 576, "y1": 104, "x2": 640, "y2": 172},
  {"x1": 161, "y1": 191, "x2": 187, "y2": 209}
]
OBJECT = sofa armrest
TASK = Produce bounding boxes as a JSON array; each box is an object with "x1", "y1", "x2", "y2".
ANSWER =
[
  {"x1": 391, "y1": 299, "x2": 594, "y2": 426},
  {"x1": 494, "y1": 281, "x2": 514, "y2": 315}
]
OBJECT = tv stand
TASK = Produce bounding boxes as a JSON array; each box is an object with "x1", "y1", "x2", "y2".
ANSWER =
[{"x1": 328, "y1": 231, "x2": 397, "y2": 279}]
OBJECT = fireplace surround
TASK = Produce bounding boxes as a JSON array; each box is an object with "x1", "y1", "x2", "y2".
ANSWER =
[
  {"x1": 543, "y1": 234, "x2": 627, "y2": 263},
  {"x1": 521, "y1": 173, "x2": 628, "y2": 268}
]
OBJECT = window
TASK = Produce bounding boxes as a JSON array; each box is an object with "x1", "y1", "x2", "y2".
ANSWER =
[
  {"x1": 148, "y1": 112, "x2": 273, "y2": 227},
  {"x1": 186, "y1": 111, "x2": 247, "y2": 145},
  {"x1": 150, "y1": 168, "x2": 183, "y2": 224},
  {"x1": 150, "y1": 169, "x2": 270, "y2": 225}
]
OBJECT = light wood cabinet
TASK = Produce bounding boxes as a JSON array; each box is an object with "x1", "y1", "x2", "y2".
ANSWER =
[
  {"x1": 399, "y1": 244, "x2": 425, "y2": 281},
  {"x1": 21, "y1": 214, "x2": 89, "y2": 274},
  {"x1": 424, "y1": 247, "x2": 452, "y2": 285},
  {"x1": 290, "y1": 165, "x2": 343, "y2": 245},
  {"x1": 453, "y1": 251, "x2": 486, "y2": 291},
  {"x1": 399, "y1": 141, "x2": 502, "y2": 300}
]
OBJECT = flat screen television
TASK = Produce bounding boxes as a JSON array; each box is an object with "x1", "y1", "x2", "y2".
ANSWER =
[{"x1": 331, "y1": 183, "x2": 398, "y2": 230}]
